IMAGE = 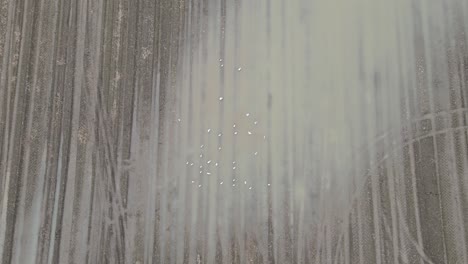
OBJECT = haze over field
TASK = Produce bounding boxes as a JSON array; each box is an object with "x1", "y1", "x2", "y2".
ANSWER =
[{"x1": 0, "y1": 0, "x2": 468, "y2": 263}]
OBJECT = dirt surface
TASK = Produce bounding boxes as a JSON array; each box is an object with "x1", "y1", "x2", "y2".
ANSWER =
[{"x1": 1, "y1": 0, "x2": 468, "y2": 263}]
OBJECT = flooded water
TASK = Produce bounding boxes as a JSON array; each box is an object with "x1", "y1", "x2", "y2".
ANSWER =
[{"x1": 1, "y1": 0, "x2": 468, "y2": 263}]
